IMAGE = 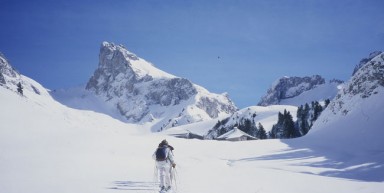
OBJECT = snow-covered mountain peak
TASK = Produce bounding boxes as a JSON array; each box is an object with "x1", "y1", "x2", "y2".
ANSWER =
[
  {"x1": 101, "y1": 41, "x2": 138, "y2": 60},
  {"x1": 81, "y1": 42, "x2": 237, "y2": 131},
  {"x1": 352, "y1": 51, "x2": 383, "y2": 76},
  {"x1": 328, "y1": 51, "x2": 384, "y2": 116},
  {"x1": 0, "y1": 52, "x2": 19, "y2": 81},
  {"x1": 98, "y1": 41, "x2": 175, "y2": 80},
  {"x1": 0, "y1": 52, "x2": 47, "y2": 97}
]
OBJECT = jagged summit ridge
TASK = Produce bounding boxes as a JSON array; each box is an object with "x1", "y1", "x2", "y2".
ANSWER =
[
  {"x1": 328, "y1": 52, "x2": 384, "y2": 115},
  {"x1": 352, "y1": 51, "x2": 382, "y2": 76},
  {"x1": 86, "y1": 42, "x2": 175, "y2": 96},
  {"x1": 258, "y1": 75, "x2": 326, "y2": 106},
  {"x1": 0, "y1": 52, "x2": 47, "y2": 97},
  {"x1": 86, "y1": 42, "x2": 237, "y2": 130},
  {"x1": 0, "y1": 52, "x2": 20, "y2": 85}
]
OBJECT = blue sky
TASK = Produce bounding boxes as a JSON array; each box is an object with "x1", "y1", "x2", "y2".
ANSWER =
[{"x1": 1, "y1": 0, "x2": 383, "y2": 108}]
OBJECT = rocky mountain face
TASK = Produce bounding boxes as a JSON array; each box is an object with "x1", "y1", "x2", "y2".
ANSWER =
[
  {"x1": 352, "y1": 51, "x2": 382, "y2": 76},
  {"x1": 86, "y1": 42, "x2": 237, "y2": 131},
  {"x1": 258, "y1": 75, "x2": 326, "y2": 106},
  {"x1": 0, "y1": 52, "x2": 20, "y2": 86},
  {"x1": 0, "y1": 52, "x2": 42, "y2": 95},
  {"x1": 328, "y1": 52, "x2": 384, "y2": 116},
  {"x1": 306, "y1": 51, "x2": 384, "y2": 154}
]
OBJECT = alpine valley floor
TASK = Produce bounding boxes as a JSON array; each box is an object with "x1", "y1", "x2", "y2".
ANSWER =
[{"x1": 1, "y1": 86, "x2": 383, "y2": 193}]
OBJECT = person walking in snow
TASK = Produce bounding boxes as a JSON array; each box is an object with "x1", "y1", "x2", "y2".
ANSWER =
[{"x1": 153, "y1": 139, "x2": 176, "y2": 192}]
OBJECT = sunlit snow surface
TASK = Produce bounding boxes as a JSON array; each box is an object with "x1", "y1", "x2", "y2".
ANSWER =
[{"x1": 1, "y1": 79, "x2": 383, "y2": 193}]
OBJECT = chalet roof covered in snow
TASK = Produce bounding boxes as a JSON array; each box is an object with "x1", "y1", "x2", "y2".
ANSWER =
[{"x1": 217, "y1": 127, "x2": 257, "y2": 141}]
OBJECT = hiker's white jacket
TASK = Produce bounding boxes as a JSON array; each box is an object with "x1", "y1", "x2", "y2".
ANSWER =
[{"x1": 153, "y1": 145, "x2": 176, "y2": 189}]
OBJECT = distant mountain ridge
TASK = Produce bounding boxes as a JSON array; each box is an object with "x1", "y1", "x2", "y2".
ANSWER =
[
  {"x1": 83, "y1": 42, "x2": 237, "y2": 131},
  {"x1": 200, "y1": 51, "x2": 383, "y2": 141},
  {"x1": 258, "y1": 75, "x2": 343, "y2": 106}
]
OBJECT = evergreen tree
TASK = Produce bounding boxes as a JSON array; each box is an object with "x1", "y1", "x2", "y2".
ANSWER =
[
  {"x1": 218, "y1": 127, "x2": 228, "y2": 136},
  {"x1": 271, "y1": 110, "x2": 296, "y2": 139},
  {"x1": 257, "y1": 122, "x2": 267, "y2": 139},
  {"x1": 297, "y1": 103, "x2": 310, "y2": 136},
  {"x1": 311, "y1": 101, "x2": 323, "y2": 123},
  {"x1": 283, "y1": 110, "x2": 295, "y2": 138},
  {"x1": 270, "y1": 112, "x2": 283, "y2": 138},
  {"x1": 17, "y1": 82, "x2": 23, "y2": 95},
  {"x1": 297, "y1": 100, "x2": 326, "y2": 136},
  {"x1": 250, "y1": 123, "x2": 258, "y2": 137},
  {"x1": 297, "y1": 105, "x2": 303, "y2": 119},
  {"x1": 213, "y1": 120, "x2": 222, "y2": 130},
  {"x1": 243, "y1": 119, "x2": 252, "y2": 135},
  {"x1": 324, "y1": 99, "x2": 331, "y2": 108},
  {"x1": 268, "y1": 130, "x2": 275, "y2": 139},
  {"x1": 304, "y1": 103, "x2": 310, "y2": 114}
]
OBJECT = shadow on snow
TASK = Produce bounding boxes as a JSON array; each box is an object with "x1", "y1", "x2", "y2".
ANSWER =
[
  {"x1": 107, "y1": 181, "x2": 159, "y2": 191},
  {"x1": 233, "y1": 139, "x2": 384, "y2": 182}
]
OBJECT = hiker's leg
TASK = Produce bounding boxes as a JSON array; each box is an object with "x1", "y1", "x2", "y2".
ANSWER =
[
  {"x1": 160, "y1": 166, "x2": 167, "y2": 187},
  {"x1": 164, "y1": 164, "x2": 171, "y2": 188}
]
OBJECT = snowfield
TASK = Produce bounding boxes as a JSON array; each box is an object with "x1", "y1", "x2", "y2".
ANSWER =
[{"x1": 1, "y1": 82, "x2": 383, "y2": 193}]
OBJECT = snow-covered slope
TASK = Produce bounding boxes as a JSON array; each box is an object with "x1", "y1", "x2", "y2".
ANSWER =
[
  {"x1": 307, "y1": 51, "x2": 384, "y2": 152},
  {"x1": 54, "y1": 42, "x2": 237, "y2": 131},
  {"x1": 1, "y1": 51, "x2": 383, "y2": 193},
  {"x1": 1, "y1": 83, "x2": 383, "y2": 193},
  {"x1": 274, "y1": 51, "x2": 384, "y2": 183},
  {"x1": 258, "y1": 75, "x2": 343, "y2": 106},
  {"x1": 0, "y1": 81, "x2": 148, "y2": 193}
]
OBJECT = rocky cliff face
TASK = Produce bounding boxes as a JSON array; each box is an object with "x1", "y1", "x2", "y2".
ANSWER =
[
  {"x1": 0, "y1": 52, "x2": 20, "y2": 86},
  {"x1": 86, "y1": 42, "x2": 237, "y2": 130},
  {"x1": 306, "y1": 51, "x2": 384, "y2": 154},
  {"x1": 352, "y1": 51, "x2": 382, "y2": 76},
  {"x1": 258, "y1": 75, "x2": 326, "y2": 106},
  {"x1": 0, "y1": 52, "x2": 43, "y2": 96},
  {"x1": 328, "y1": 52, "x2": 384, "y2": 115}
]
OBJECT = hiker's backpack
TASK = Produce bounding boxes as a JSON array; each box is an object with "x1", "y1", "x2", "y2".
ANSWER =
[{"x1": 155, "y1": 146, "x2": 168, "y2": 161}]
